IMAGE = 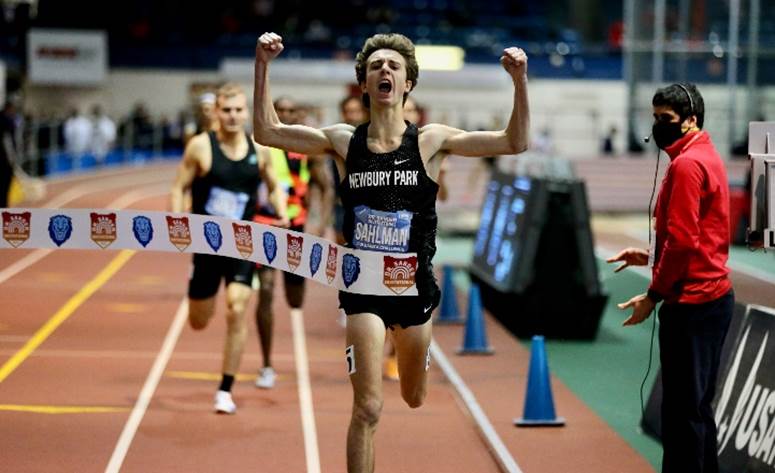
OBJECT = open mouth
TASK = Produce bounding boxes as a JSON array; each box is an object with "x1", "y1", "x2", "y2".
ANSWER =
[{"x1": 378, "y1": 80, "x2": 392, "y2": 93}]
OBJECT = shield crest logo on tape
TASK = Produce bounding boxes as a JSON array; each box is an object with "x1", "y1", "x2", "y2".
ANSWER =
[
  {"x1": 383, "y1": 255, "x2": 417, "y2": 295},
  {"x1": 326, "y1": 245, "x2": 338, "y2": 284},
  {"x1": 166, "y1": 216, "x2": 191, "y2": 252},
  {"x1": 48, "y1": 214, "x2": 73, "y2": 247},
  {"x1": 232, "y1": 223, "x2": 254, "y2": 259},
  {"x1": 2, "y1": 211, "x2": 31, "y2": 248},
  {"x1": 287, "y1": 234, "x2": 303, "y2": 271},
  {"x1": 203, "y1": 221, "x2": 222, "y2": 252},
  {"x1": 263, "y1": 231, "x2": 277, "y2": 263},
  {"x1": 310, "y1": 243, "x2": 323, "y2": 276},
  {"x1": 90, "y1": 212, "x2": 117, "y2": 249},
  {"x1": 342, "y1": 253, "x2": 361, "y2": 288},
  {"x1": 132, "y1": 216, "x2": 154, "y2": 248}
]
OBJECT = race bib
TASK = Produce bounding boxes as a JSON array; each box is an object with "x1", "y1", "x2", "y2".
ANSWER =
[
  {"x1": 352, "y1": 205, "x2": 413, "y2": 253},
  {"x1": 205, "y1": 186, "x2": 249, "y2": 220}
]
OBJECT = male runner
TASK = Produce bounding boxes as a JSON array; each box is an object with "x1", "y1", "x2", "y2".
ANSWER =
[
  {"x1": 252, "y1": 95, "x2": 332, "y2": 389},
  {"x1": 170, "y1": 82, "x2": 287, "y2": 414},
  {"x1": 254, "y1": 32, "x2": 529, "y2": 472}
]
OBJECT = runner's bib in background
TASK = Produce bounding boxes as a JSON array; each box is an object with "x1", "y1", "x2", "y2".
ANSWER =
[
  {"x1": 205, "y1": 186, "x2": 249, "y2": 220},
  {"x1": 352, "y1": 205, "x2": 413, "y2": 253}
]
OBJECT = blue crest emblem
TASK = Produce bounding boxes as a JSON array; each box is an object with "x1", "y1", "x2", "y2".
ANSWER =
[
  {"x1": 342, "y1": 253, "x2": 361, "y2": 288},
  {"x1": 263, "y1": 231, "x2": 277, "y2": 263},
  {"x1": 132, "y1": 216, "x2": 154, "y2": 247},
  {"x1": 48, "y1": 215, "x2": 73, "y2": 247},
  {"x1": 309, "y1": 243, "x2": 323, "y2": 276},
  {"x1": 203, "y1": 221, "x2": 222, "y2": 252}
]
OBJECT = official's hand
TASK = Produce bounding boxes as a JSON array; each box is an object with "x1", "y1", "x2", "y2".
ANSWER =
[
  {"x1": 256, "y1": 32, "x2": 284, "y2": 63},
  {"x1": 501, "y1": 47, "x2": 527, "y2": 79},
  {"x1": 617, "y1": 293, "x2": 656, "y2": 326},
  {"x1": 606, "y1": 247, "x2": 649, "y2": 273}
]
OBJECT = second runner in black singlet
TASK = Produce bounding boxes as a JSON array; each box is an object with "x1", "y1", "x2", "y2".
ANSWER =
[
  {"x1": 338, "y1": 122, "x2": 441, "y2": 328},
  {"x1": 188, "y1": 131, "x2": 261, "y2": 299}
]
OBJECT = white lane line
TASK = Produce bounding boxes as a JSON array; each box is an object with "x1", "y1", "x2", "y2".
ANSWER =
[
  {"x1": 290, "y1": 308, "x2": 321, "y2": 473},
  {"x1": 0, "y1": 183, "x2": 170, "y2": 286},
  {"x1": 104, "y1": 298, "x2": 188, "y2": 473},
  {"x1": 0, "y1": 249, "x2": 52, "y2": 285},
  {"x1": 430, "y1": 340, "x2": 524, "y2": 473},
  {"x1": 43, "y1": 173, "x2": 171, "y2": 208},
  {"x1": 102, "y1": 186, "x2": 170, "y2": 212},
  {"x1": 49, "y1": 163, "x2": 174, "y2": 185}
]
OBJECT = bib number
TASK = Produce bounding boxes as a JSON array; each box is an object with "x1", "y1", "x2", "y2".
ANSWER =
[
  {"x1": 352, "y1": 205, "x2": 413, "y2": 253},
  {"x1": 205, "y1": 186, "x2": 249, "y2": 220}
]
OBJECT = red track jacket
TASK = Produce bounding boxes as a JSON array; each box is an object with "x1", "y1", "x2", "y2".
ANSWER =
[{"x1": 648, "y1": 131, "x2": 733, "y2": 304}]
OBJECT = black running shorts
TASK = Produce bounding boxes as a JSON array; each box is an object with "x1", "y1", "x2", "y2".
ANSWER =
[
  {"x1": 188, "y1": 253, "x2": 254, "y2": 299},
  {"x1": 339, "y1": 281, "x2": 440, "y2": 329}
]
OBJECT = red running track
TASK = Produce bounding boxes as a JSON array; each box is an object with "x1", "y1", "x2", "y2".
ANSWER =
[{"x1": 0, "y1": 163, "x2": 654, "y2": 472}]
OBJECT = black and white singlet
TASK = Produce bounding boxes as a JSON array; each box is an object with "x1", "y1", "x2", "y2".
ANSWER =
[
  {"x1": 338, "y1": 122, "x2": 441, "y2": 328},
  {"x1": 191, "y1": 131, "x2": 260, "y2": 221}
]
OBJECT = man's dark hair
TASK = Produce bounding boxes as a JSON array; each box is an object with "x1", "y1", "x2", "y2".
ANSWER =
[
  {"x1": 652, "y1": 83, "x2": 705, "y2": 129},
  {"x1": 339, "y1": 95, "x2": 361, "y2": 113}
]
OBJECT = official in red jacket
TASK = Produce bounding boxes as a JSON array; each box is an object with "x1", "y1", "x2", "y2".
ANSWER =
[{"x1": 608, "y1": 83, "x2": 734, "y2": 473}]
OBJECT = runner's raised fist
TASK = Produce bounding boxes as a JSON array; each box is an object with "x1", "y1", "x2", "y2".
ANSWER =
[
  {"x1": 500, "y1": 47, "x2": 528, "y2": 79},
  {"x1": 256, "y1": 32, "x2": 284, "y2": 63}
]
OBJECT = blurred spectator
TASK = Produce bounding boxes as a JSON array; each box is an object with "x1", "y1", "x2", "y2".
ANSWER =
[
  {"x1": 162, "y1": 112, "x2": 185, "y2": 152},
  {"x1": 90, "y1": 105, "x2": 116, "y2": 162},
  {"x1": 0, "y1": 101, "x2": 15, "y2": 207},
  {"x1": 403, "y1": 96, "x2": 448, "y2": 200},
  {"x1": 35, "y1": 111, "x2": 64, "y2": 159},
  {"x1": 602, "y1": 125, "x2": 617, "y2": 156},
  {"x1": 183, "y1": 92, "x2": 218, "y2": 145},
  {"x1": 124, "y1": 102, "x2": 154, "y2": 151},
  {"x1": 340, "y1": 94, "x2": 366, "y2": 127},
  {"x1": 0, "y1": 99, "x2": 20, "y2": 150},
  {"x1": 607, "y1": 20, "x2": 624, "y2": 51},
  {"x1": 63, "y1": 108, "x2": 91, "y2": 156},
  {"x1": 532, "y1": 127, "x2": 554, "y2": 155},
  {"x1": 331, "y1": 95, "x2": 366, "y2": 247}
]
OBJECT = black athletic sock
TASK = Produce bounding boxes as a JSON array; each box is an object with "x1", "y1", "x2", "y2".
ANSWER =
[{"x1": 219, "y1": 374, "x2": 235, "y2": 392}]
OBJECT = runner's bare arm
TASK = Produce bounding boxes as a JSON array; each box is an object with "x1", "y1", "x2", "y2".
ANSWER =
[
  {"x1": 170, "y1": 134, "x2": 206, "y2": 212},
  {"x1": 257, "y1": 145, "x2": 289, "y2": 226},
  {"x1": 254, "y1": 32, "x2": 354, "y2": 156},
  {"x1": 421, "y1": 47, "x2": 529, "y2": 158}
]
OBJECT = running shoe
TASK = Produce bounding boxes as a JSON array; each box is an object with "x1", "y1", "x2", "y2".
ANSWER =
[
  {"x1": 255, "y1": 367, "x2": 276, "y2": 389},
  {"x1": 214, "y1": 390, "x2": 236, "y2": 414}
]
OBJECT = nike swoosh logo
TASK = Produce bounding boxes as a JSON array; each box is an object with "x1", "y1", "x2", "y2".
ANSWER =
[
  {"x1": 394, "y1": 159, "x2": 410, "y2": 165},
  {"x1": 424, "y1": 304, "x2": 433, "y2": 314}
]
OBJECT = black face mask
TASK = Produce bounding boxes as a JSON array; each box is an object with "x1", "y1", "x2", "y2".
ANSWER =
[{"x1": 651, "y1": 121, "x2": 686, "y2": 150}]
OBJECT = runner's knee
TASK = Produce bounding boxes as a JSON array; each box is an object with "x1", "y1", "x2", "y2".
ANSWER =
[
  {"x1": 227, "y1": 298, "x2": 248, "y2": 318},
  {"x1": 187, "y1": 301, "x2": 213, "y2": 330},
  {"x1": 225, "y1": 299, "x2": 249, "y2": 329},
  {"x1": 284, "y1": 275, "x2": 305, "y2": 308},
  {"x1": 353, "y1": 397, "x2": 383, "y2": 427},
  {"x1": 401, "y1": 387, "x2": 426, "y2": 409},
  {"x1": 188, "y1": 313, "x2": 208, "y2": 331}
]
